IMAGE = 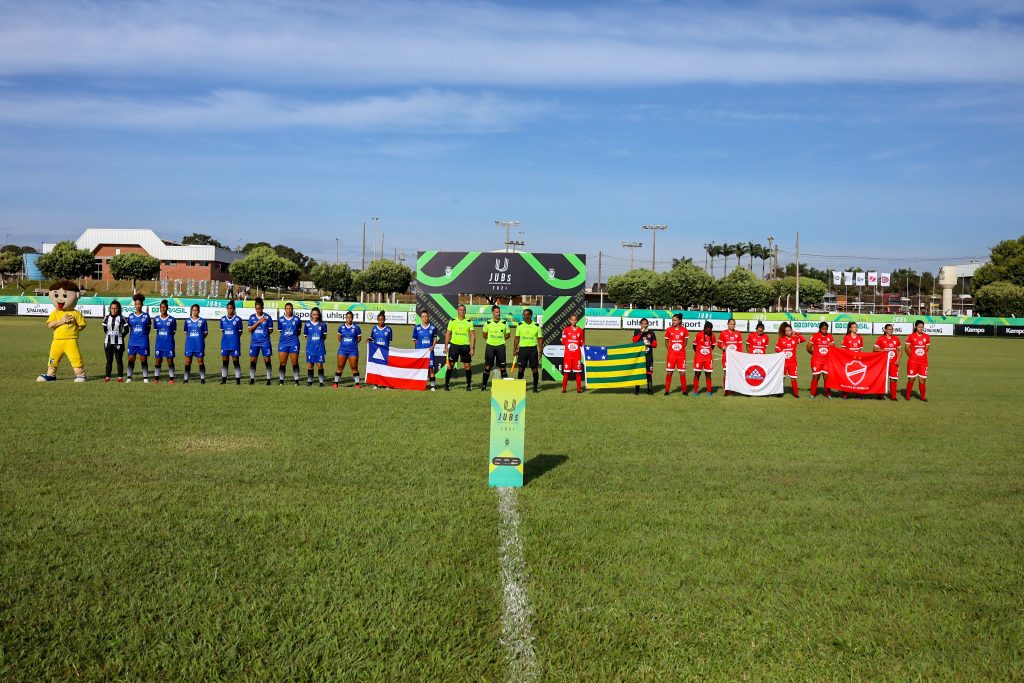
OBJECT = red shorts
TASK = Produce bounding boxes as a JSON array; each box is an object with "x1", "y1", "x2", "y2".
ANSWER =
[
  {"x1": 693, "y1": 353, "x2": 713, "y2": 372},
  {"x1": 907, "y1": 360, "x2": 928, "y2": 379},
  {"x1": 784, "y1": 360, "x2": 798, "y2": 378},
  {"x1": 811, "y1": 357, "x2": 828, "y2": 374},
  {"x1": 665, "y1": 353, "x2": 686, "y2": 371},
  {"x1": 563, "y1": 355, "x2": 582, "y2": 373}
]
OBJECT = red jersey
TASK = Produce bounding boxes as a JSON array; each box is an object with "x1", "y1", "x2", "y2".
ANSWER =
[
  {"x1": 718, "y1": 329, "x2": 743, "y2": 352},
  {"x1": 775, "y1": 335, "x2": 800, "y2": 359},
  {"x1": 906, "y1": 332, "x2": 930, "y2": 362},
  {"x1": 746, "y1": 332, "x2": 770, "y2": 354},
  {"x1": 561, "y1": 326, "x2": 584, "y2": 357},
  {"x1": 693, "y1": 331, "x2": 716, "y2": 358},
  {"x1": 842, "y1": 334, "x2": 865, "y2": 352},
  {"x1": 664, "y1": 325, "x2": 689, "y2": 356},
  {"x1": 874, "y1": 334, "x2": 901, "y2": 359},
  {"x1": 809, "y1": 332, "x2": 834, "y2": 357}
]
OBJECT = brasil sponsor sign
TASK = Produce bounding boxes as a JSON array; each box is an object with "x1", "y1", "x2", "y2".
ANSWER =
[{"x1": 489, "y1": 380, "x2": 526, "y2": 488}]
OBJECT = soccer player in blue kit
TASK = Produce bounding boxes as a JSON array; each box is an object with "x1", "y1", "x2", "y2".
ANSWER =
[
  {"x1": 304, "y1": 307, "x2": 328, "y2": 387},
  {"x1": 182, "y1": 303, "x2": 208, "y2": 384},
  {"x1": 366, "y1": 311, "x2": 393, "y2": 388},
  {"x1": 152, "y1": 299, "x2": 177, "y2": 383},
  {"x1": 277, "y1": 302, "x2": 302, "y2": 385},
  {"x1": 219, "y1": 300, "x2": 244, "y2": 384},
  {"x1": 412, "y1": 309, "x2": 439, "y2": 391},
  {"x1": 247, "y1": 297, "x2": 274, "y2": 385},
  {"x1": 125, "y1": 293, "x2": 151, "y2": 383},
  {"x1": 333, "y1": 311, "x2": 362, "y2": 388}
]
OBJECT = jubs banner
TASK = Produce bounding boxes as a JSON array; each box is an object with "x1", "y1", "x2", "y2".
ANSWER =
[
  {"x1": 724, "y1": 349, "x2": 785, "y2": 396},
  {"x1": 489, "y1": 380, "x2": 526, "y2": 487},
  {"x1": 826, "y1": 347, "x2": 888, "y2": 394},
  {"x1": 416, "y1": 251, "x2": 586, "y2": 296}
]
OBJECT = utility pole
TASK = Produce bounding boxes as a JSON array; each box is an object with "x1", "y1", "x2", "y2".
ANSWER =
[
  {"x1": 622, "y1": 241, "x2": 642, "y2": 271},
  {"x1": 598, "y1": 251, "x2": 604, "y2": 307},
  {"x1": 336, "y1": 238, "x2": 340, "y2": 264},
  {"x1": 495, "y1": 220, "x2": 521, "y2": 252},
  {"x1": 641, "y1": 224, "x2": 667, "y2": 270},
  {"x1": 361, "y1": 223, "x2": 366, "y2": 270},
  {"x1": 370, "y1": 217, "x2": 380, "y2": 261},
  {"x1": 766, "y1": 235, "x2": 775, "y2": 279},
  {"x1": 795, "y1": 231, "x2": 801, "y2": 312}
]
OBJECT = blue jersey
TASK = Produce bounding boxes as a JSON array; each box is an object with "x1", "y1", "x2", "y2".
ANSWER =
[
  {"x1": 278, "y1": 314, "x2": 302, "y2": 347},
  {"x1": 304, "y1": 321, "x2": 328, "y2": 357},
  {"x1": 338, "y1": 323, "x2": 362, "y2": 356},
  {"x1": 369, "y1": 325, "x2": 393, "y2": 347},
  {"x1": 248, "y1": 313, "x2": 273, "y2": 346},
  {"x1": 183, "y1": 317, "x2": 207, "y2": 354},
  {"x1": 412, "y1": 323, "x2": 438, "y2": 350},
  {"x1": 127, "y1": 311, "x2": 151, "y2": 346},
  {"x1": 153, "y1": 315, "x2": 176, "y2": 350},
  {"x1": 220, "y1": 315, "x2": 244, "y2": 351}
]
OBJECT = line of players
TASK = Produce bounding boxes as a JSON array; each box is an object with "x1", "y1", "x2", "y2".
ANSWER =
[
  {"x1": 630, "y1": 314, "x2": 931, "y2": 400},
  {"x1": 110, "y1": 296, "x2": 550, "y2": 391}
]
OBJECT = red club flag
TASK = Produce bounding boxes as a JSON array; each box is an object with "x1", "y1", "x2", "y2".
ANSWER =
[{"x1": 825, "y1": 346, "x2": 888, "y2": 394}]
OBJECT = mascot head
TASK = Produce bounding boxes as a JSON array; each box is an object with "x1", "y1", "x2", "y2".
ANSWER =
[{"x1": 47, "y1": 280, "x2": 81, "y2": 312}]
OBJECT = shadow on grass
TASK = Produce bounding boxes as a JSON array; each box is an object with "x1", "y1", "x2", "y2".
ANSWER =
[{"x1": 525, "y1": 453, "x2": 568, "y2": 485}]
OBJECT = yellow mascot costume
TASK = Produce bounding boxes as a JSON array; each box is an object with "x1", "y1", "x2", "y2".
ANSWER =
[{"x1": 36, "y1": 280, "x2": 88, "y2": 382}]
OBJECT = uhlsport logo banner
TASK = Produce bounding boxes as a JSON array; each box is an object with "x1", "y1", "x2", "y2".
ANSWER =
[
  {"x1": 489, "y1": 380, "x2": 526, "y2": 487},
  {"x1": 825, "y1": 346, "x2": 888, "y2": 394},
  {"x1": 725, "y1": 349, "x2": 785, "y2": 396}
]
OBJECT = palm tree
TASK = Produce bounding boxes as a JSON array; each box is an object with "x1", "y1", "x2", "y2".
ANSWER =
[
  {"x1": 721, "y1": 243, "x2": 733, "y2": 277},
  {"x1": 703, "y1": 243, "x2": 712, "y2": 274},
  {"x1": 733, "y1": 243, "x2": 748, "y2": 273},
  {"x1": 747, "y1": 241, "x2": 756, "y2": 270},
  {"x1": 755, "y1": 244, "x2": 770, "y2": 277}
]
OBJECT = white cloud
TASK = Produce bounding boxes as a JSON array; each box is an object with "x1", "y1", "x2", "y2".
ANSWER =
[
  {"x1": 0, "y1": 1, "x2": 1022, "y2": 86},
  {"x1": 0, "y1": 88, "x2": 547, "y2": 130}
]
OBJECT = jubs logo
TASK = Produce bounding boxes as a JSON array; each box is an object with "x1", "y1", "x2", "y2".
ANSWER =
[
  {"x1": 495, "y1": 258, "x2": 509, "y2": 272},
  {"x1": 497, "y1": 397, "x2": 520, "y2": 423},
  {"x1": 744, "y1": 365, "x2": 766, "y2": 387},
  {"x1": 489, "y1": 257, "x2": 512, "y2": 287}
]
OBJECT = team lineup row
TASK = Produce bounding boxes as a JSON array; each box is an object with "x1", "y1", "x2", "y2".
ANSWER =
[{"x1": 45, "y1": 294, "x2": 933, "y2": 400}]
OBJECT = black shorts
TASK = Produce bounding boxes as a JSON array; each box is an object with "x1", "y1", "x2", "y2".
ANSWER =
[
  {"x1": 448, "y1": 344, "x2": 472, "y2": 364},
  {"x1": 517, "y1": 347, "x2": 539, "y2": 370},
  {"x1": 484, "y1": 345, "x2": 507, "y2": 368},
  {"x1": 644, "y1": 351, "x2": 654, "y2": 374}
]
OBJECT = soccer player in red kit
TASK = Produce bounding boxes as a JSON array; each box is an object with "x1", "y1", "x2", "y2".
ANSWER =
[
  {"x1": 904, "y1": 319, "x2": 930, "y2": 401},
  {"x1": 561, "y1": 313, "x2": 585, "y2": 393},
  {"x1": 775, "y1": 322, "x2": 804, "y2": 397},
  {"x1": 874, "y1": 323, "x2": 902, "y2": 401},
  {"x1": 840, "y1": 322, "x2": 865, "y2": 399},
  {"x1": 747, "y1": 321, "x2": 770, "y2": 354},
  {"x1": 806, "y1": 321, "x2": 834, "y2": 398},
  {"x1": 717, "y1": 318, "x2": 743, "y2": 395},
  {"x1": 632, "y1": 318, "x2": 657, "y2": 395},
  {"x1": 663, "y1": 313, "x2": 689, "y2": 395},
  {"x1": 691, "y1": 320, "x2": 716, "y2": 396}
]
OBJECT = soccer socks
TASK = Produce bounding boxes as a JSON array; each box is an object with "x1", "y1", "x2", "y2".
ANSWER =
[
  {"x1": 249, "y1": 363, "x2": 257, "y2": 381},
  {"x1": 562, "y1": 374, "x2": 569, "y2": 392},
  {"x1": 905, "y1": 379, "x2": 914, "y2": 400},
  {"x1": 318, "y1": 368, "x2": 325, "y2": 385},
  {"x1": 127, "y1": 359, "x2": 135, "y2": 379},
  {"x1": 500, "y1": 368, "x2": 508, "y2": 379},
  {"x1": 184, "y1": 364, "x2": 191, "y2": 382},
  {"x1": 292, "y1": 364, "x2": 300, "y2": 382},
  {"x1": 141, "y1": 360, "x2": 149, "y2": 379},
  {"x1": 920, "y1": 382, "x2": 927, "y2": 400},
  {"x1": 353, "y1": 373, "x2": 360, "y2": 386},
  {"x1": 233, "y1": 360, "x2": 241, "y2": 379},
  {"x1": 576, "y1": 373, "x2": 582, "y2": 392},
  {"x1": 279, "y1": 365, "x2": 286, "y2": 382},
  {"x1": 307, "y1": 368, "x2": 314, "y2": 384},
  {"x1": 168, "y1": 361, "x2": 175, "y2": 380},
  {"x1": 483, "y1": 369, "x2": 491, "y2": 388},
  {"x1": 705, "y1": 377, "x2": 712, "y2": 394},
  {"x1": 221, "y1": 363, "x2": 228, "y2": 380},
  {"x1": 693, "y1": 376, "x2": 700, "y2": 394},
  {"x1": 791, "y1": 379, "x2": 799, "y2": 397},
  {"x1": 533, "y1": 370, "x2": 539, "y2": 391},
  {"x1": 445, "y1": 369, "x2": 454, "y2": 388},
  {"x1": 264, "y1": 361, "x2": 272, "y2": 380},
  {"x1": 466, "y1": 370, "x2": 473, "y2": 388}
]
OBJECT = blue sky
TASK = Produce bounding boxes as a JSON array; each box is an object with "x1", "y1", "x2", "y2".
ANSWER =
[{"x1": 1, "y1": 0, "x2": 1023, "y2": 277}]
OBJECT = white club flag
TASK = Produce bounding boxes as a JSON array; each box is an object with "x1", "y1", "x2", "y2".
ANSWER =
[
  {"x1": 843, "y1": 271, "x2": 854, "y2": 285},
  {"x1": 855, "y1": 272, "x2": 866, "y2": 286},
  {"x1": 868, "y1": 272, "x2": 878, "y2": 286},
  {"x1": 880, "y1": 272, "x2": 891, "y2": 286},
  {"x1": 725, "y1": 349, "x2": 785, "y2": 396},
  {"x1": 832, "y1": 271, "x2": 842, "y2": 285}
]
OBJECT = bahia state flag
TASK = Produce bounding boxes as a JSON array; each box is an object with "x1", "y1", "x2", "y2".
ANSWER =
[
  {"x1": 724, "y1": 349, "x2": 785, "y2": 396},
  {"x1": 365, "y1": 345, "x2": 431, "y2": 390},
  {"x1": 583, "y1": 343, "x2": 647, "y2": 389}
]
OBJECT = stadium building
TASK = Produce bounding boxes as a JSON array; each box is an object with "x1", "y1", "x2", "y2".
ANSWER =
[{"x1": 43, "y1": 228, "x2": 244, "y2": 285}]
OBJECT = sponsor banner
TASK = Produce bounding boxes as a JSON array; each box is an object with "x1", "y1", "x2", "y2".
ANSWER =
[
  {"x1": 622, "y1": 317, "x2": 664, "y2": 330},
  {"x1": 922, "y1": 323, "x2": 954, "y2": 336},
  {"x1": 433, "y1": 343, "x2": 447, "y2": 357},
  {"x1": 832, "y1": 271, "x2": 841, "y2": 286},
  {"x1": 0, "y1": 301, "x2": 16, "y2": 315},
  {"x1": 868, "y1": 272, "x2": 878, "y2": 286},
  {"x1": 871, "y1": 322, "x2": 915, "y2": 335},
  {"x1": 582, "y1": 316, "x2": 621, "y2": 329},
  {"x1": 19, "y1": 302, "x2": 53, "y2": 316},
  {"x1": 855, "y1": 272, "x2": 866, "y2": 287},
  {"x1": 543, "y1": 345, "x2": 565, "y2": 358},
  {"x1": 826, "y1": 347, "x2": 888, "y2": 394},
  {"x1": 955, "y1": 324, "x2": 994, "y2": 337},
  {"x1": 724, "y1": 349, "x2": 785, "y2": 396},
  {"x1": 489, "y1": 380, "x2": 526, "y2": 488},
  {"x1": 788, "y1": 320, "x2": 824, "y2": 335},
  {"x1": 880, "y1": 272, "x2": 891, "y2": 287},
  {"x1": 358, "y1": 310, "x2": 408, "y2": 325},
  {"x1": 832, "y1": 321, "x2": 872, "y2": 334},
  {"x1": 843, "y1": 271, "x2": 854, "y2": 285},
  {"x1": 996, "y1": 325, "x2": 1024, "y2": 338}
]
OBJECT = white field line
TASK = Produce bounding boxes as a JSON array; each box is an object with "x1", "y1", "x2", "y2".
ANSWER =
[{"x1": 496, "y1": 486, "x2": 538, "y2": 683}]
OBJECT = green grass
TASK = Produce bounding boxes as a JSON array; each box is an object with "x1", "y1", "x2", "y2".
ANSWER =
[{"x1": 1, "y1": 317, "x2": 1022, "y2": 680}]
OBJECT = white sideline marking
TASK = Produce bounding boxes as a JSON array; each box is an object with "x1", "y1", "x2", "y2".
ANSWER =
[{"x1": 497, "y1": 487, "x2": 538, "y2": 683}]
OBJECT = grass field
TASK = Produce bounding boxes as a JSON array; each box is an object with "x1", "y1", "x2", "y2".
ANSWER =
[{"x1": 2, "y1": 317, "x2": 1023, "y2": 681}]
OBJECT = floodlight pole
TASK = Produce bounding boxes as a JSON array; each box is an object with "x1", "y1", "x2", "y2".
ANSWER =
[
  {"x1": 495, "y1": 220, "x2": 521, "y2": 252},
  {"x1": 622, "y1": 241, "x2": 642, "y2": 271},
  {"x1": 642, "y1": 224, "x2": 667, "y2": 270}
]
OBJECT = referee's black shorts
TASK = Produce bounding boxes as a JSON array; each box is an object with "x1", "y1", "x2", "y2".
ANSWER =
[
  {"x1": 517, "y1": 347, "x2": 539, "y2": 370},
  {"x1": 484, "y1": 345, "x2": 507, "y2": 369},
  {"x1": 447, "y1": 344, "x2": 472, "y2": 364}
]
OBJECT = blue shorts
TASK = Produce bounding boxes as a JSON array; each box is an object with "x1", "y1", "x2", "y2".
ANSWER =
[
  {"x1": 127, "y1": 344, "x2": 149, "y2": 357},
  {"x1": 154, "y1": 348, "x2": 175, "y2": 359},
  {"x1": 338, "y1": 347, "x2": 359, "y2": 358},
  {"x1": 279, "y1": 342, "x2": 300, "y2": 354},
  {"x1": 249, "y1": 343, "x2": 272, "y2": 358},
  {"x1": 221, "y1": 348, "x2": 240, "y2": 358},
  {"x1": 306, "y1": 353, "x2": 325, "y2": 364},
  {"x1": 184, "y1": 349, "x2": 205, "y2": 358}
]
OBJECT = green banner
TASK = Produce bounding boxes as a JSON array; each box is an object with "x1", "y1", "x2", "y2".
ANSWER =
[{"x1": 489, "y1": 380, "x2": 526, "y2": 488}]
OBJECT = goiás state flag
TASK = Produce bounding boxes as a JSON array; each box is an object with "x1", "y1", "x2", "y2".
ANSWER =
[
  {"x1": 365, "y1": 345, "x2": 431, "y2": 390},
  {"x1": 583, "y1": 343, "x2": 647, "y2": 389},
  {"x1": 724, "y1": 349, "x2": 785, "y2": 396},
  {"x1": 825, "y1": 346, "x2": 887, "y2": 394}
]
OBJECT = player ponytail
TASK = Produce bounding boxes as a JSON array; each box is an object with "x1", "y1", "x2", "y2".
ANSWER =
[
  {"x1": 703, "y1": 320, "x2": 713, "y2": 332},
  {"x1": 778, "y1": 322, "x2": 790, "y2": 337},
  {"x1": 755, "y1": 320, "x2": 765, "y2": 332},
  {"x1": 846, "y1": 321, "x2": 857, "y2": 335}
]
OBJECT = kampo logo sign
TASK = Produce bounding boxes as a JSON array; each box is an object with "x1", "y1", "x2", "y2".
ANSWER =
[
  {"x1": 744, "y1": 365, "x2": 766, "y2": 387},
  {"x1": 845, "y1": 360, "x2": 867, "y2": 386}
]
